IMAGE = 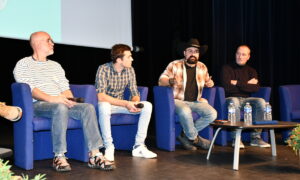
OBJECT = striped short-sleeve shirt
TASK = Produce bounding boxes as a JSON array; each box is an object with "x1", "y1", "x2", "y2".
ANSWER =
[{"x1": 13, "y1": 56, "x2": 70, "y2": 101}]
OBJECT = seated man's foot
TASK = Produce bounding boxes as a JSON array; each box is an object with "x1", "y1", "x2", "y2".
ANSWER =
[
  {"x1": 250, "y1": 138, "x2": 271, "y2": 148},
  {"x1": 53, "y1": 155, "x2": 71, "y2": 172},
  {"x1": 0, "y1": 102, "x2": 22, "y2": 121},
  {"x1": 104, "y1": 146, "x2": 115, "y2": 162},
  {"x1": 88, "y1": 152, "x2": 115, "y2": 170},
  {"x1": 176, "y1": 133, "x2": 197, "y2": 150},
  {"x1": 192, "y1": 135, "x2": 211, "y2": 150},
  {"x1": 232, "y1": 140, "x2": 245, "y2": 149},
  {"x1": 132, "y1": 145, "x2": 157, "y2": 158}
]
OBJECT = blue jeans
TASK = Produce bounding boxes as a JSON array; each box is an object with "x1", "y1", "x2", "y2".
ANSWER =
[
  {"x1": 98, "y1": 101, "x2": 152, "y2": 149},
  {"x1": 225, "y1": 97, "x2": 266, "y2": 139},
  {"x1": 33, "y1": 101, "x2": 103, "y2": 155},
  {"x1": 174, "y1": 99, "x2": 217, "y2": 140}
]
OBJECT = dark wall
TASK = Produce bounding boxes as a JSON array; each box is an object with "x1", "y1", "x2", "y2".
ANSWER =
[{"x1": 1, "y1": 0, "x2": 300, "y2": 142}]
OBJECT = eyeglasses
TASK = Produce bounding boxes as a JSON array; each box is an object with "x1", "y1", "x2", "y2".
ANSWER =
[{"x1": 186, "y1": 49, "x2": 199, "y2": 54}]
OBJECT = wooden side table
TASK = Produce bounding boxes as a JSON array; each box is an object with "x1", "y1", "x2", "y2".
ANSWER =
[{"x1": 206, "y1": 121, "x2": 299, "y2": 170}]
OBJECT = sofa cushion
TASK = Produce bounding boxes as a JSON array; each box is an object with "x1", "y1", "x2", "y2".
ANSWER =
[
  {"x1": 33, "y1": 117, "x2": 82, "y2": 131},
  {"x1": 111, "y1": 114, "x2": 139, "y2": 125},
  {"x1": 291, "y1": 110, "x2": 300, "y2": 120}
]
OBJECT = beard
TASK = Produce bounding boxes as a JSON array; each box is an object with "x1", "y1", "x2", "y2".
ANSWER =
[{"x1": 186, "y1": 56, "x2": 198, "y2": 64}]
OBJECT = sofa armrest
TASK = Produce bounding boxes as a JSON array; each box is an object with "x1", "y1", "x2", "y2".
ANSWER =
[
  {"x1": 123, "y1": 86, "x2": 148, "y2": 101},
  {"x1": 251, "y1": 87, "x2": 271, "y2": 102},
  {"x1": 153, "y1": 86, "x2": 176, "y2": 151},
  {"x1": 70, "y1": 84, "x2": 98, "y2": 107},
  {"x1": 11, "y1": 82, "x2": 34, "y2": 169},
  {"x1": 202, "y1": 87, "x2": 216, "y2": 106},
  {"x1": 279, "y1": 86, "x2": 292, "y2": 122}
]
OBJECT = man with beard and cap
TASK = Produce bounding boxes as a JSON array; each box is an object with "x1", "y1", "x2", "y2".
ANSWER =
[
  {"x1": 158, "y1": 38, "x2": 217, "y2": 150},
  {"x1": 221, "y1": 45, "x2": 270, "y2": 149}
]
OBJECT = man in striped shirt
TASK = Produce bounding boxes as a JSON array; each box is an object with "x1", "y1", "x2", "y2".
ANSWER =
[
  {"x1": 13, "y1": 31, "x2": 114, "y2": 172},
  {"x1": 158, "y1": 38, "x2": 217, "y2": 151},
  {"x1": 95, "y1": 44, "x2": 157, "y2": 164}
]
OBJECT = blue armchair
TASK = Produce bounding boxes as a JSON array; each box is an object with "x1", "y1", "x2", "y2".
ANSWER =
[
  {"x1": 109, "y1": 86, "x2": 149, "y2": 150},
  {"x1": 153, "y1": 86, "x2": 216, "y2": 151},
  {"x1": 11, "y1": 83, "x2": 98, "y2": 170},
  {"x1": 214, "y1": 86, "x2": 271, "y2": 146},
  {"x1": 279, "y1": 85, "x2": 300, "y2": 140}
]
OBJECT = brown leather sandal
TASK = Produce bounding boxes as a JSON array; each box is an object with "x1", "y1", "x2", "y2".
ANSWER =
[
  {"x1": 53, "y1": 155, "x2": 71, "y2": 172},
  {"x1": 88, "y1": 152, "x2": 115, "y2": 171}
]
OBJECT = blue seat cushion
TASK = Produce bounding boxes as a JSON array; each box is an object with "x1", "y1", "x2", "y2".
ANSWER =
[
  {"x1": 111, "y1": 114, "x2": 139, "y2": 125},
  {"x1": 33, "y1": 117, "x2": 82, "y2": 131},
  {"x1": 291, "y1": 110, "x2": 300, "y2": 119},
  {"x1": 175, "y1": 112, "x2": 200, "y2": 123}
]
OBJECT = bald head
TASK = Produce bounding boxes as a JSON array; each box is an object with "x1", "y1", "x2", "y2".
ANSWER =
[
  {"x1": 235, "y1": 45, "x2": 251, "y2": 66},
  {"x1": 30, "y1": 31, "x2": 48, "y2": 48},
  {"x1": 29, "y1": 31, "x2": 54, "y2": 59}
]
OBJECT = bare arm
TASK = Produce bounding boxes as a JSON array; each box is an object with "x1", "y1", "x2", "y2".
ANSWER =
[
  {"x1": 32, "y1": 88, "x2": 76, "y2": 108},
  {"x1": 98, "y1": 93, "x2": 140, "y2": 112},
  {"x1": 159, "y1": 77, "x2": 172, "y2": 86},
  {"x1": 131, "y1": 96, "x2": 140, "y2": 102}
]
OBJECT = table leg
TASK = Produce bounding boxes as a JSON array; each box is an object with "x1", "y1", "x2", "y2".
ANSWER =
[
  {"x1": 270, "y1": 129, "x2": 277, "y2": 156},
  {"x1": 233, "y1": 129, "x2": 242, "y2": 170},
  {"x1": 206, "y1": 127, "x2": 222, "y2": 160}
]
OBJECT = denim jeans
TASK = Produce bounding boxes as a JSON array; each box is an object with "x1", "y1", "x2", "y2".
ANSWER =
[
  {"x1": 98, "y1": 101, "x2": 152, "y2": 149},
  {"x1": 33, "y1": 101, "x2": 103, "y2": 155},
  {"x1": 225, "y1": 97, "x2": 266, "y2": 139},
  {"x1": 174, "y1": 99, "x2": 217, "y2": 140}
]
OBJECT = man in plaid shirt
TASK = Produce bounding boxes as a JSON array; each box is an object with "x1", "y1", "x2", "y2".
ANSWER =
[
  {"x1": 159, "y1": 38, "x2": 217, "y2": 150},
  {"x1": 95, "y1": 44, "x2": 157, "y2": 165}
]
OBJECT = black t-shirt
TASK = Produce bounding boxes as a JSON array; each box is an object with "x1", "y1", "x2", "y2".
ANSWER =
[{"x1": 184, "y1": 64, "x2": 198, "y2": 101}]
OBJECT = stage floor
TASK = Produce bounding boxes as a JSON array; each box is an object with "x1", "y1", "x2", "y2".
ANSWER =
[{"x1": 5, "y1": 139, "x2": 300, "y2": 180}]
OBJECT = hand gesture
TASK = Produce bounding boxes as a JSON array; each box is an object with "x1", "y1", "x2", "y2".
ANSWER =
[
  {"x1": 125, "y1": 101, "x2": 141, "y2": 113},
  {"x1": 169, "y1": 78, "x2": 177, "y2": 87},
  {"x1": 49, "y1": 95, "x2": 77, "y2": 108},
  {"x1": 205, "y1": 76, "x2": 214, "y2": 87},
  {"x1": 248, "y1": 78, "x2": 258, "y2": 84},
  {"x1": 231, "y1": 80, "x2": 237, "y2": 85}
]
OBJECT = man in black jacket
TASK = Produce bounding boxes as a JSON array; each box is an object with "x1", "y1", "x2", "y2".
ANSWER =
[{"x1": 221, "y1": 45, "x2": 270, "y2": 148}]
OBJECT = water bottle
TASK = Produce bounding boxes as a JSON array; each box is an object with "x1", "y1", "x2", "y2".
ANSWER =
[
  {"x1": 244, "y1": 102, "x2": 252, "y2": 125},
  {"x1": 264, "y1": 102, "x2": 272, "y2": 120},
  {"x1": 228, "y1": 102, "x2": 236, "y2": 124}
]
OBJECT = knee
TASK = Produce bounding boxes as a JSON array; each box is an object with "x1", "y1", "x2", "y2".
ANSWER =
[
  {"x1": 177, "y1": 106, "x2": 192, "y2": 117},
  {"x1": 98, "y1": 102, "x2": 111, "y2": 115},
  {"x1": 226, "y1": 98, "x2": 240, "y2": 107},
  {"x1": 82, "y1": 103, "x2": 96, "y2": 115},
  {"x1": 141, "y1": 101, "x2": 152, "y2": 112},
  {"x1": 53, "y1": 104, "x2": 68, "y2": 115},
  {"x1": 253, "y1": 98, "x2": 266, "y2": 110},
  {"x1": 208, "y1": 107, "x2": 217, "y2": 121}
]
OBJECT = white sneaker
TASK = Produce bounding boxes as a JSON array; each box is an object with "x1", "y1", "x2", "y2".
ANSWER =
[
  {"x1": 104, "y1": 146, "x2": 115, "y2": 162},
  {"x1": 132, "y1": 145, "x2": 157, "y2": 159},
  {"x1": 232, "y1": 140, "x2": 245, "y2": 149},
  {"x1": 250, "y1": 138, "x2": 271, "y2": 148}
]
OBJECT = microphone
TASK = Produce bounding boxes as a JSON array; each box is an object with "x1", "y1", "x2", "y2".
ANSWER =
[
  {"x1": 132, "y1": 46, "x2": 144, "y2": 53},
  {"x1": 134, "y1": 103, "x2": 144, "y2": 108},
  {"x1": 67, "y1": 97, "x2": 85, "y2": 103}
]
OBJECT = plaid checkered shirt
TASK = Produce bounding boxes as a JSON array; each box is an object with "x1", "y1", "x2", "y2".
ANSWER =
[
  {"x1": 95, "y1": 62, "x2": 139, "y2": 100},
  {"x1": 158, "y1": 59, "x2": 211, "y2": 101}
]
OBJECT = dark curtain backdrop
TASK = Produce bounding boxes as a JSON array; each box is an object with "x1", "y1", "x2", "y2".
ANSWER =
[
  {"x1": 1, "y1": 0, "x2": 300, "y2": 139},
  {"x1": 211, "y1": 0, "x2": 300, "y2": 118}
]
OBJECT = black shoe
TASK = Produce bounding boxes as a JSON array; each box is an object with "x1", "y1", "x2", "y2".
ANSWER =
[
  {"x1": 176, "y1": 132, "x2": 197, "y2": 150},
  {"x1": 192, "y1": 136, "x2": 211, "y2": 150}
]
